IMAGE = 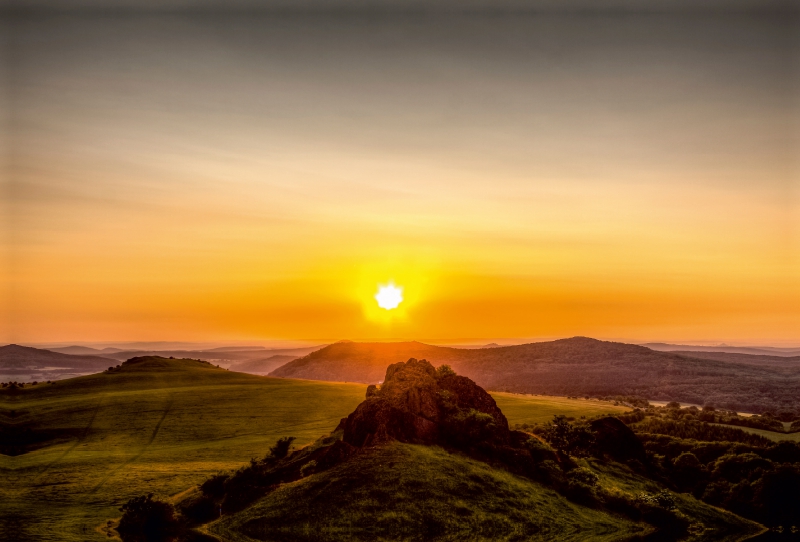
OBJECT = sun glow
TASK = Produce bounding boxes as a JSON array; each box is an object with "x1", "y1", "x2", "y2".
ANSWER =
[{"x1": 375, "y1": 283, "x2": 404, "y2": 310}]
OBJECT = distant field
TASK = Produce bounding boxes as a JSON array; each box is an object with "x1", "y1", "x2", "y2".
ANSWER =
[
  {"x1": 711, "y1": 423, "x2": 800, "y2": 443},
  {"x1": 493, "y1": 393, "x2": 629, "y2": 426},
  {"x1": 1, "y1": 364, "x2": 634, "y2": 542}
]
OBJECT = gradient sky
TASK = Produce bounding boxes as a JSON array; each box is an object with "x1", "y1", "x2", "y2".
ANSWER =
[{"x1": 3, "y1": 5, "x2": 799, "y2": 345}]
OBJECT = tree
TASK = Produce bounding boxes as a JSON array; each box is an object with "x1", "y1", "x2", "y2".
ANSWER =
[{"x1": 542, "y1": 415, "x2": 595, "y2": 457}]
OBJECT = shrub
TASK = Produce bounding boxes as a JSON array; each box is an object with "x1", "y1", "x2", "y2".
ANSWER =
[
  {"x1": 542, "y1": 415, "x2": 595, "y2": 457},
  {"x1": 435, "y1": 364, "x2": 456, "y2": 378},
  {"x1": 567, "y1": 467, "x2": 599, "y2": 488},
  {"x1": 117, "y1": 493, "x2": 181, "y2": 541},
  {"x1": 443, "y1": 408, "x2": 498, "y2": 446},
  {"x1": 200, "y1": 473, "x2": 229, "y2": 498},
  {"x1": 268, "y1": 437, "x2": 296, "y2": 460},
  {"x1": 300, "y1": 460, "x2": 318, "y2": 477},
  {"x1": 636, "y1": 490, "x2": 677, "y2": 511}
]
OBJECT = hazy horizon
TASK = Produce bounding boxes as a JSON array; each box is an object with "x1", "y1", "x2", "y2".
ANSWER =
[{"x1": 15, "y1": 336, "x2": 800, "y2": 351}]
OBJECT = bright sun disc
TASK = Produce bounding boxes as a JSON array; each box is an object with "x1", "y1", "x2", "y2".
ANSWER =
[{"x1": 375, "y1": 283, "x2": 403, "y2": 310}]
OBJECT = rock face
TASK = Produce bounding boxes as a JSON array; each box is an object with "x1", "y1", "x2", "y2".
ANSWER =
[{"x1": 337, "y1": 358, "x2": 509, "y2": 448}]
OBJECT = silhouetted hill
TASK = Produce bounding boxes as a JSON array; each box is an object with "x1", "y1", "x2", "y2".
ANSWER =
[
  {"x1": 48, "y1": 345, "x2": 125, "y2": 355},
  {"x1": 270, "y1": 338, "x2": 800, "y2": 413},
  {"x1": 100, "y1": 346, "x2": 322, "y2": 365},
  {"x1": 0, "y1": 344, "x2": 116, "y2": 381}
]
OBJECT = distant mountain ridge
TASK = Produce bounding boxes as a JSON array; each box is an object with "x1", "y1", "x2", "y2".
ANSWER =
[
  {"x1": 270, "y1": 337, "x2": 800, "y2": 413},
  {"x1": 96, "y1": 346, "x2": 322, "y2": 364},
  {"x1": 0, "y1": 344, "x2": 116, "y2": 381}
]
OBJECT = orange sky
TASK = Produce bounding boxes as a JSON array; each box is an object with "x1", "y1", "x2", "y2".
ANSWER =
[{"x1": 3, "y1": 13, "x2": 799, "y2": 345}]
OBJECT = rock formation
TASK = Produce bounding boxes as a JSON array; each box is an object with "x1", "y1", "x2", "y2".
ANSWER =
[{"x1": 336, "y1": 358, "x2": 510, "y2": 448}]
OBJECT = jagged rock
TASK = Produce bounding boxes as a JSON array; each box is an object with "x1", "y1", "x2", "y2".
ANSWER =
[
  {"x1": 590, "y1": 416, "x2": 646, "y2": 463},
  {"x1": 338, "y1": 358, "x2": 510, "y2": 448}
]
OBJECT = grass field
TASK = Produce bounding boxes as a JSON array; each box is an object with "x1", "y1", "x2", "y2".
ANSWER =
[
  {"x1": 711, "y1": 423, "x2": 800, "y2": 442},
  {"x1": 492, "y1": 393, "x2": 628, "y2": 426},
  {"x1": 0, "y1": 360, "x2": 642, "y2": 542}
]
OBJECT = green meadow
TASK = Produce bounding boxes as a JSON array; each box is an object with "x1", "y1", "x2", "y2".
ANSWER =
[
  {"x1": 710, "y1": 423, "x2": 800, "y2": 442},
  {"x1": 492, "y1": 393, "x2": 628, "y2": 426},
  {"x1": 0, "y1": 359, "x2": 640, "y2": 542}
]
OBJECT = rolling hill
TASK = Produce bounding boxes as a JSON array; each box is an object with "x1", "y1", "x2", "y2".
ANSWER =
[
  {"x1": 0, "y1": 355, "x2": 634, "y2": 542},
  {"x1": 270, "y1": 337, "x2": 800, "y2": 413},
  {"x1": 0, "y1": 344, "x2": 117, "y2": 382}
]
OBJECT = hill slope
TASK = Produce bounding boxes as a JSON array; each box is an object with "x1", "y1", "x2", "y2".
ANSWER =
[
  {"x1": 213, "y1": 443, "x2": 646, "y2": 542},
  {"x1": 205, "y1": 359, "x2": 761, "y2": 542},
  {"x1": 0, "y1": 357, "x2": 367, "y2": 542},
  {"x1": 1, "y1": 356, "x2": 645, "y2": 542},
  {"x1": 270, "y1": 338, "x2": 800, "y2": 413},
  {"x1": 644, "y1": 343, "x2": 800, "y2": 357},
  {"x1": 668, "y1": 350, "x2": 800, "y2": 372}
]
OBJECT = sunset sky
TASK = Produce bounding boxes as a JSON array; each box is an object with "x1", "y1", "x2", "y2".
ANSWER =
[{"x1": 3, "y1": 4, "x2": 799, "y2": 345}]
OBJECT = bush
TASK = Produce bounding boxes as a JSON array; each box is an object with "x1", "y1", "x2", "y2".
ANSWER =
[
  {"x1": 444, "y1": 408, "x2": 498, "y2": 446},
  {"x1": 435, "y1": 364, "x2": 456, "y2": 378},
  {"x1": 636, "y1": 490, "x2": 677, "y2": 510},
  {"x1": 268, "y1": 437, "x2": 296, "y2": 460},
  {"x1": 117, "y1": 494, "x2": 181, "y2": 541},
  {"x1": 542, "y1": 415, "x2": 595, "y2": 457},
  {"x1": 568, "y1": 467, "x2": 599, "y2": 487},
  {"x1": 300, "y1": 460, "x2": 318, "y2": 477},
  {"x1": 200, "y1": 473, "x2": 229, "y2": 498}
]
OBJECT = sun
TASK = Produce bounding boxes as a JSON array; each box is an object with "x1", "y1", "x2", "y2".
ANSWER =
[{"x1": 375, "y1": 283, "x2": 403, "y2": 310}]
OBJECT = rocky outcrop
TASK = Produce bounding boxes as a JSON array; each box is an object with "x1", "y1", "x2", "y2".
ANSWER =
[{"x1": 336, "y1": 358, "x2": 509, "y2": 448}]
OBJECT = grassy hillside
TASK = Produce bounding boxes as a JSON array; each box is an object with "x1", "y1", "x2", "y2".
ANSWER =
[
  {"x1": 268, "y1": 338, "x2": 800, "y2": 413},
  {"x1": 0, "y1": 358, "x2": 366, "y2": 542},
  {"x1": 1, "y1": 359, "x2": 637, "y2": 542},
  {"x1": 210, "y1": 442, "x2": 760, "y2": 542},
  {"x1": 211, "y1": 443, "x2": 646, "y2": 542}
]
